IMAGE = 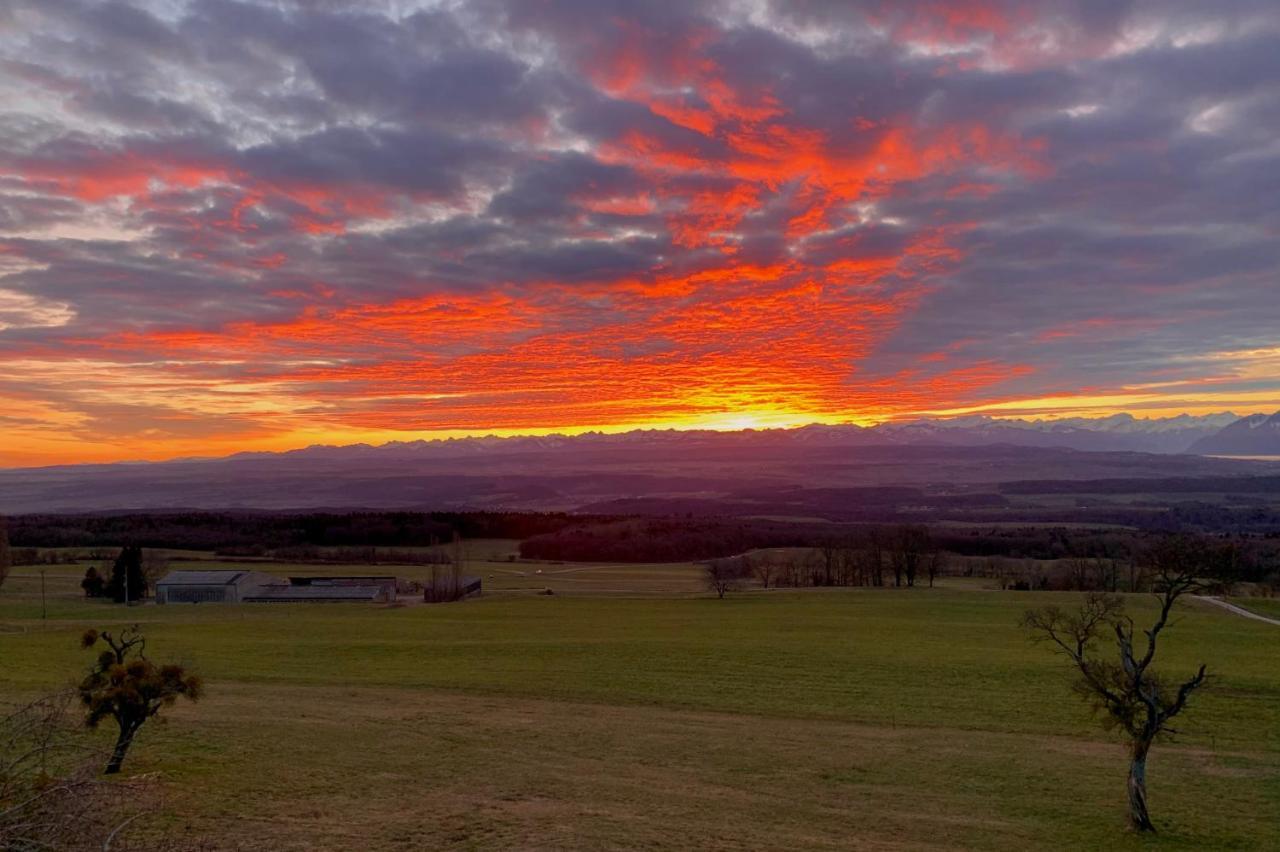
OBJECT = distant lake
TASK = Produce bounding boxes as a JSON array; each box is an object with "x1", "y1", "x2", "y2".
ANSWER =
[{"x1": 1208, "y1": 455, "x2": 1280, "y2": 462}]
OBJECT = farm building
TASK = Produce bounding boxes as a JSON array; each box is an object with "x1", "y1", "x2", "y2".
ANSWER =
[
  {"x1": 288, "y1": 576, "x2": 398, "y2": 598},
  {"x1": 243, "y1": 577, "x2": 396, "y2": 603},
  {"x1": 156, "y1": 571, "x2": 399, "y2": 604},
  {"x1": 155, "y1": 570, "x2": 279, "y2": 604}
]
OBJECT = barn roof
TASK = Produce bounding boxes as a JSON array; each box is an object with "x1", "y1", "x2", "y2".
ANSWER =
[
  {"x1": 157, "y1": 570, "x2": 249, "y2": 586},
  {"x1": 241, "y1": 585, "x2": 386, "y2": 602}
]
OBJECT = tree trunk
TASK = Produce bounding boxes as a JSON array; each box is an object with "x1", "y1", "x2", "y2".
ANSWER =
[
  {"x1": 1127, "y1": 739, "x2": 1155, "y2": 832},
  {"x1": 104, "y1": 724, "x2": 137, "y2": 775}
]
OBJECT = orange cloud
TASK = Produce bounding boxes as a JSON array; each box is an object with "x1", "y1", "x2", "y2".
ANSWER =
[
  {"x1": 16, "y1": 151, "x2": 228, "y2": 202},
  {"x1": 18, "y1": 3, "x2": 1248, "y2": 469}
]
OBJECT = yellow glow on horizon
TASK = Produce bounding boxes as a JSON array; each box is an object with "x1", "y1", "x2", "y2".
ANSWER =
[
  {"x1": 918, "y1": 390, "x2": 1280, "y2": 420},
  {"x1": 2, "y1": 384, "x2": 1278, "y2": 468}
]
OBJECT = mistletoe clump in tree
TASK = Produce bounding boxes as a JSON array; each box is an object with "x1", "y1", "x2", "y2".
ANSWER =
[{"x1": 78, "y1": 626, "x2": 203, "y2": 774}]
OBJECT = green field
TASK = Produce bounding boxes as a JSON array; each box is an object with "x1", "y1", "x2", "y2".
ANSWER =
[
  {"x1": 1, "y1": 557, "x2": 1278, "y2": 850},
  {"x1": 1231, "y1": 597, "x2": 1280, "y2": 621}
]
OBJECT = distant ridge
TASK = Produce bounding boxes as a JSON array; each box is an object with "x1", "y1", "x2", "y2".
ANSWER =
[
  {"x1": 868, "y1": 412, "x2": 1241, "y2": 454},
  {"x1": 2, "y1": 411, "x2": 1277, "y2": 514},
  {"x1": 206, "y1": 411, "x2": 1242, "y2": 466},
  {"x1": 2, "y1": 412, "x2": 1254, "y2": 474},
  {"x1": 1188, "y1": 412, "x2": 1280, "y2": 456}
]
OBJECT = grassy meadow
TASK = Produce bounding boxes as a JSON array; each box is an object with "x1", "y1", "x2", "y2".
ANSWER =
[
  {"x1": 1, "y1": 551, "x2": 1277, "y2": 850},
  {"x1": 1232, "y1": 597, "x2": 1280, "y2": 621}
]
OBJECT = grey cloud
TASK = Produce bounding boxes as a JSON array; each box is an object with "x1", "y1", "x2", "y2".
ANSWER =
[{"x1": 0, "y1": 0, "x2": 1276, "y2": 418}]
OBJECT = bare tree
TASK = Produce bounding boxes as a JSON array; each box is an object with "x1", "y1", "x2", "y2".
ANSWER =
[
  {"x1": 750, "y1": 554, "x2": 774, "y2": 589},
  {"x1": 1021, "y1": 536, "x2": 1214, "y2": 832},
  {"x1": 985, "y1": 556, "x2": 1008, "y2": 589},
  {"x1": 782, "y1": 553, "x2": 803, "y2": 588},
  {"x1": 817, "y1": 539, "x2": 839, "y2": 586},
  {"x1": 451, "y1": 531, "x2": 465, "y2": 592},
  {"x1": 141, "y1": 548, "x2": 170, "y2": 585},
  {"x1": 1016, "y1": 558, "x2": 1047, "y2": 591},
  {"x1": 2, "y1": 692, "x2": 102, "y2": 849},
  {"x1": 1066, "y1": 555, "x2": 1122, "y2": 592},
  {"x1": 1087, "y1": 556, "x2": 1116, "y2": 593},
  {"x1": 1125, "y1": 557, "x2": 1146, "y2": 593},
  {"x1": 861, "y1": 527, "x2": 885, "y2": 587},
  {"x1": 889, "y1": 525, "x2": 931, "y2": 587},
  {"x1": 924, "y1": 549, "x2": 946, "y2": 588},
  {"x1": 1067, "y1": 557, "x2": 1091, "y2": 590},
  {"x1": 704, "y1": 558, "x2": 744, "y2": 599},
  {"x1": 832, "y1": 542, "x2": 854, "y2": 586},
  {"x1": 425, "y1": 532, "x2": 467, "y2": 602},
  {"x1": 2, "y1": 694, "x2": 129, "y2": 849}
]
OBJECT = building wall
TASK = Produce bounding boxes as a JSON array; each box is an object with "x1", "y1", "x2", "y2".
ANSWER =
[
  {"x1": 158, "y1": 585, "x2": 234, "y2": 604},
  {"x1": 157, "y1": 572, "x2": 390, "y2": 604}
]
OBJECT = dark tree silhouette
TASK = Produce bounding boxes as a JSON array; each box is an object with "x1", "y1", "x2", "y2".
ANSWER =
[
  {"x1": 81, "y1": 565, "x2": 107, "y2": 598},
  {"x1": 1021, "y1": 536, "x2": 1214, "y2": 832},
  {"x1": 105, "y1": 545, "x2": 147, "y2": 603},
  {"x1": 0, "y1": 516, "x2": 10, "y2": 590},
  {"x1": 78, "y1": 627, "x2": 202, "y2": 774}
]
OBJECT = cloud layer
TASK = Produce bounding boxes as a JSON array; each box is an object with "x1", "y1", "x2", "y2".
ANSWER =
[{"x1": 1, "y1": 0, "x2": 1279, "y2": 464}]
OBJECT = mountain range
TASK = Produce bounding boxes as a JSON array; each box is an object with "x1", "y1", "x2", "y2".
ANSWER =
[
  {"x1": 851, "y1": 412, "x2": 1244, "y2": 454},
  {"x1": 1188, "y1": 411, "x2": 1280, "y2": 456},
  {"x1": 217, "y1": 410, "x2": 1252, "y2": 460},
  {"x1": 1, "y1": 412, "x2": 1278, "y2": 514}
]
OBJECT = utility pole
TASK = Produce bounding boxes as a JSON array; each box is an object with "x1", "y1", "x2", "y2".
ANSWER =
[{"x1": 40, "y1": 568, "x2": 47, "y2": 622}]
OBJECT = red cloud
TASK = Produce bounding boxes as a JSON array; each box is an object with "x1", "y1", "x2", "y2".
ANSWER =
[{"x1": 0, "y1": 4, "x2": 1095, "y2": 464}]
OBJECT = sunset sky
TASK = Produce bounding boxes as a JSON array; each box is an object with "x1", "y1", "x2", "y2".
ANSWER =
[{"x1": 2, "y1": 0, "x2": 1279, "y2": 466}]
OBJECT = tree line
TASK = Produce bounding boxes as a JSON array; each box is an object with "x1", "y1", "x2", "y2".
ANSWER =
[
  {"x1": 704, "y1": 527, "x2": 1267, "y2": 597},
  {"x1": 704, "y1": 524, "x2": 947, "y2": 596},
  {"x1": 6, "y1": 510, "x2": 595, "y2": 551}
]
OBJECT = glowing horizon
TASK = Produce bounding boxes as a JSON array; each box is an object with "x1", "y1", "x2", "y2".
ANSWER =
[
  {"x1": 5, "y1": 402, "x2": 1277, "y2": 469},
  {"x1": 2, "y1": 1, "x2": 1279, "y2": 466}
]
